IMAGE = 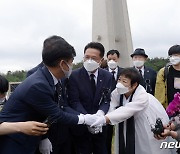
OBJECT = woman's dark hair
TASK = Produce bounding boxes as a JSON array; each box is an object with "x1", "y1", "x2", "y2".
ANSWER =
[
  {"x1": 168, "y1": 45, "x2": 180, "y2": 56},
  {"x1": 42, "y1": 35, "x2": 76, "y2": 67},
  {"x1": 0, "y1": 75, "x2": 9, "y2": 94},
  {"x1": 84, "y1": 42, "x2": 105, "y2": 58},
  {"x1": 119, "y1": 67, "x2": 140, "y2": 86}
]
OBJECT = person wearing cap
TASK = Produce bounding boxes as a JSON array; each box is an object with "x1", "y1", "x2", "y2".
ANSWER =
[
  {"x1": 131, "y1": 48, "x2": 157, "y2": 95},
  {"x1": 155, "y1": 45, "x2": 180, "y2": 108},
  {"x1": 105, "y1": 49, "x2": 123, "y2": 154}
]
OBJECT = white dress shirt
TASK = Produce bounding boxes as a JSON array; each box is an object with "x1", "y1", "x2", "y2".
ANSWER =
[
  {"x1": 109, "y1": 67, "x2": 118, "y2": 80},
  {"x1": 135, "y1": 66, "x2": 145, "y2": 77},
  {"x1": 88, "y1": 69, "x2": 98, "y2": 85}
]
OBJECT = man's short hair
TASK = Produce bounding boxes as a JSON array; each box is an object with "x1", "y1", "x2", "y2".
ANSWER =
[
  {"x1": 168, "y1": 45, "x2": 180, "y2": 56},
  {"x1": 84, "y1": 42, "x2": 105, "y2": 58},
  {"x1": 0, "y1": 75, "x2": 9, "y2": 94},
  {"x1": 42, "y1": 35, "x2": 76, "y2": 67},
  {"x1": 107, "y1": 49, "x2": 120, "y2": 58}
]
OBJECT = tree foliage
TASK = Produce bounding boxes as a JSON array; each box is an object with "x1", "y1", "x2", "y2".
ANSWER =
[
  {"x1": 145, "y1": 57, "x2": 169, "y2": 72},
  {"x1": 0, "y1": 70, "x2": 27, "y2": 82}
]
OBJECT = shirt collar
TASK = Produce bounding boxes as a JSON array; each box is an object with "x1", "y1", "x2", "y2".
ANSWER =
[
  {"x1": 109, "y1": 67, "x2": 118, "y2": 73},
  {"x1": 135, "y1": 66, "x2": 144, "y2": 72},
  {"x1": 88, "y1": 69, "x2": 98, "y2": 79},
  {"x1": 48, "y1": 70, "x2": 59, "y2": 85}
]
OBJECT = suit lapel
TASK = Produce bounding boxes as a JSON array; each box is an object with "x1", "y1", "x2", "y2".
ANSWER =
[
  {"x1": 144, "y1": 66, "x2": 150, "y2": 80},
  {"x1": 41, "y1": 66, "x2": 55, "y2": 93},
  {"x1": 94, "y1": 68, "x2": 104, "y2": 101}
]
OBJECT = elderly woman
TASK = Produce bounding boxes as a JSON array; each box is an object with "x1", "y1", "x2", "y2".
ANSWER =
[{"x1": 91, "y1": 68, "x2": 172, "y2": 154}]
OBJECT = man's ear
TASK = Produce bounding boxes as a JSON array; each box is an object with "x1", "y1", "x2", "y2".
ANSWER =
[{"x1": 99, "y1": 57, "x2": 104, "y2": 64}]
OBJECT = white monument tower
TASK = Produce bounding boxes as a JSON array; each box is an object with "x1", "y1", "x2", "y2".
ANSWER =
[{"x1": 92, "y1": 0, "x2": 133, "y2": 67}]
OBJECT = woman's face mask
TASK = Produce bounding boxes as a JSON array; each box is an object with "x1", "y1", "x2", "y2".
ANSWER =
[
  {"x1": 116, "y1": 82, "x2": 130, "y2": 94},
  {"x1": 169, "y1": 56, "x2": 180, "y2": 65},
  {"x1": 83, "y1": 59, "x2": 100, "y2": 72}
]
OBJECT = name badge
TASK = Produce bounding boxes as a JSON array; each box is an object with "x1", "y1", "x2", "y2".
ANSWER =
[{"x1": 174, "y1": 77, "x2": 180, "y2": 89}]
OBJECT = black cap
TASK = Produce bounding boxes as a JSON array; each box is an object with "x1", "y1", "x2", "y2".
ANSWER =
[
  {"x1": 130, "y1": 48, "x2": 148, "y2": 58},
  {"x1": 168, "y1": 45, "x2": 180, "y2": 56}
]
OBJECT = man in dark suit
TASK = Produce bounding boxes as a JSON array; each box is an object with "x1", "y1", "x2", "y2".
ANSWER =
[
  {"x1": 68, "y1": 42, "x2": 112, "y2": 154},
  {"x1": 26, "y1": 37, "x2": 78, "y2": 154},
  {"x1": 0, "y1": 36, "x2": 97, "y2": 154},
  {"x1": 131, "y1": 48, "x2": 157, "y2": 95},
  {"x1": 106, "y1": 49, "x2": 123, "y2": 154}
]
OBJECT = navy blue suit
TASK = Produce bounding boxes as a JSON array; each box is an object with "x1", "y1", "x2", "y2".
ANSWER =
[
  {"x1": 68, "y1": 67, "x2": 112, "y2": 154},
  {"x1": 0, "y1": 66, "x2": 79, "y2": 154},
  {"x1": 27, "y1": 63, "x2": 79, "y2": 154},
  {"x1": 139, "y1": 66, "x2": 157, "y2": 95}
]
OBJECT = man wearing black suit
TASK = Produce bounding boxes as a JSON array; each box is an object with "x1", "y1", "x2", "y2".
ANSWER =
[
  {"x1": 131, "y1": 48, "x2": 157, "y2": 95},
  {"x1": 68, "y1": 42, "x2": 112, "y2": 154},
  {"x1": 106, "y1": 49, "x2": 123, "y2": 154},
  {"x1": 0, "y1": 36, "x2": 97, "y2": 154}
]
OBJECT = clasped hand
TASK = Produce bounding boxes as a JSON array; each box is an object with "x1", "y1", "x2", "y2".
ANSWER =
[{"x1": 84, "y1": 114, "x2": 106, "y2": 134}]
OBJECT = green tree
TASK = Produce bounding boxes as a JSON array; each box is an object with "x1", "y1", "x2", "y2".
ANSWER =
[{"x1": 145, "y1": 57, "x2": 169, "y2": 72}]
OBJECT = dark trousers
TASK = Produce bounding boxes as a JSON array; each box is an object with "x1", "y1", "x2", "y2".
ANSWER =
[
  {"x1": 106, "y1": 125, "x2": 114, "y2": 154},
  {"x1": 73, "y1": 126, "x2": 107, "y2": 154}
]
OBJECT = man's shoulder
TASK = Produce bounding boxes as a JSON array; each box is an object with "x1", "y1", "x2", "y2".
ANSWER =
[
  {"x1": 145, "y1": 66, "x2": 156, "y2": 74},
  {"x1": 99, "y1": 68, "x2": 112, "y2": 75}
]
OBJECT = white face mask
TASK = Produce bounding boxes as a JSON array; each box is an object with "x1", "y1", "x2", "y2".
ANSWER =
[
  {"x1": 61, "y1": 61, "x2": 72, "y2": 78},
  {"x1": 83, "y1": 59, "x2": 100, "y2": 72},
  {"x1": 133, "y1": 60, "x2": 144, "y2": 67},
  {"x1": 116, "y1": 82, "x2": 129, "y2": 94},
  {"x1": 169, "y1": 56, "x2": 180, "y2": 65},
  {"x1": 108, "y1": 60, "x2": 118, "y2": 70}
]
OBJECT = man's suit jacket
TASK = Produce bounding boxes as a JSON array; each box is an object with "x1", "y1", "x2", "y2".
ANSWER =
[
  {"x1": 106, "y1": 66, "x2": 123, "y2": 91},
  {"x1": 68, "y1": 67, "x2": 112, "y2": 115},
  {"x1": 0, "y1": 66, "x2": 78, "y2": 154},
  {"x1": 26, "y1": 62, "x2": 44, "y2": 77},
  {"x1": 139, "y1": 66, "x2": 157, "y2": 95}
]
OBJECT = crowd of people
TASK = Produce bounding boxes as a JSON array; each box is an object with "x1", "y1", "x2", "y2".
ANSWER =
[{"x1": 0, "y1": 35, "x2": 179, "y2": 154}]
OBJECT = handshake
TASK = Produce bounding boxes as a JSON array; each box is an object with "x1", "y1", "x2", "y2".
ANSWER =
[{"x1": 78, "y1": 110, "x2": 108, "y2": 134}]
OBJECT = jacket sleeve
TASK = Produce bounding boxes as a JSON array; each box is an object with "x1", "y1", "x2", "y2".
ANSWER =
[
  {"x1": 26, "y1": 83, "x2": 79, "y2": 125},
  {"x1": 154, "y1": 67, "x2": 167, "y2": 108},
  {"x1": 106, "y1": 86, "x2": 148, "y2": 125},
  {"x1": 68, "y1": 74, "x2": 88, "y2": 114}
]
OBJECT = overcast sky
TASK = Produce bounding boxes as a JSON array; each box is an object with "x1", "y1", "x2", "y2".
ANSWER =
[{"x1": 0, "y1": 0, "x2": 180, "y2": 73}]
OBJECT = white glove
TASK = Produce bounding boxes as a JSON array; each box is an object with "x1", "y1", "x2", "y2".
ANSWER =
[
  {"x1": 96, "y1": 110, "x2": 105, "y2": 116},
  {"x1": 39, "y1": 138, "x2": 53, "y2": 154},
  {"x1": 91, "y1": 115, "x2": 106, "y2": 127},
  {"x1": 84, "y1": 114, "x2": 99, "y2": 126}
]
